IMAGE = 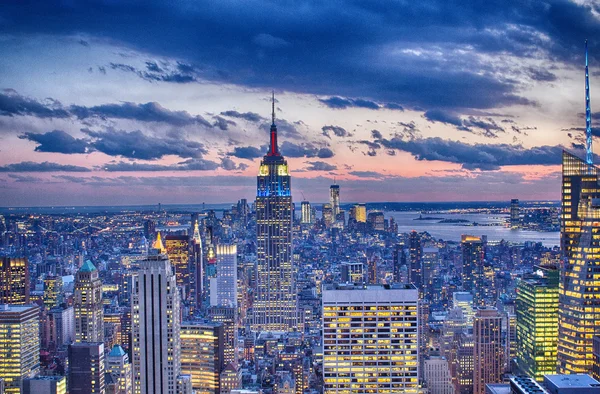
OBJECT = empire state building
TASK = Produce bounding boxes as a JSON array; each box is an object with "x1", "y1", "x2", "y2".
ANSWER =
[{"x1": 251, "y1": 95, "x2": 298, "y2": 332}]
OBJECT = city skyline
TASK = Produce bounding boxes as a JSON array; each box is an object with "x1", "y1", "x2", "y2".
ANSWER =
[{"x1": 2, "y1": 2, "x2": 600, "y2": 205}]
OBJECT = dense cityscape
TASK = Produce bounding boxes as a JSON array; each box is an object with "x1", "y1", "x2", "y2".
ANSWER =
[{"x1": 4, "y1": 2, "x2": 600, "y2": 394}]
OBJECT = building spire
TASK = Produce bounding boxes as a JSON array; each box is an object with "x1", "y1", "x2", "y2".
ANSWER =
[
  {"x1": 272, "y1": 90, "x2": 276, "y2": 126},
  {"x1": 586, "y1": 39, "x2": 593, "y2": 165},
  {"x1": 268, "y1": 91, "x2": 279, "y2": 156}
]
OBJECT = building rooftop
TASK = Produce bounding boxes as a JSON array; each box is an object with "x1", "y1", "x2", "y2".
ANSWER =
[
  {"x1": 108, "y1": 344, "x2": 126, "y2": 358},
  {"x1": 79, "y1": 259, "x2": 97, "y2": 273},
  {"x1": 324, "y1": 283, "x2": 417, "y2": 291},
  {"x1": 544, "y1": 374, "x2": 600, "y2": 389}
]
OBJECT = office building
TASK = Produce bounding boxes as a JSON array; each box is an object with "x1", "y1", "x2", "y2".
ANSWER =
[
  {"x1": 22, "y1": 376, "x2": 67, "y2": 394},
  {"x1": 330, "y1": 184, "x2": 340, "y2": 220},
  {"x1": 353, "y1": 203, "x2": 367, "y2": 223},
  {"x1": 422, "y1": 247, "x2": 439, "y2": 299},
  {"x1": 322, "y1": 203, "x2": 334, "y2": 228},
  {"x1": 68, "y1": 342, "x2": 105, "y2": 394},
  {"x1": 510, "y1": 199, "x2": 520, "y2": 228},
  {"x1": 322, "y1": 283, "x2": 420, "y2": 393},
  {"x1": 74, "y1": 260, "x2": 104, "y2": 342},
  {"x1": 191, "y1": 219, "x2": 203, "y2": 309},
  {"x1": 453, "y1": 292, "x2": 475, "y2": 325},
  {"x1": 165, "y1": 234, "x2": 191, "y2": 302},
  {"x1": 593, "y1": 336, "x2": 600, "y2": 381},
  {"x1": 301, "y1": 201, "x2": 312, "y2": 224},
  {"x1": 409, "y1": 231, "x2": 422, "y2": 290},
  {"x1": 220, "y1": 363, "x2": 242, "y2": 394},
  {"x1": 252, "y1": 97, "x2": 298, "y2": 332},
  {"x1": 423, "y1": 356, "x2": 454, "y2": 394},
  {"x1": 132, "y1": 246, "x2": 181, "y2": 394},
  {"x1": 208, "y1": 306, "x2": 237, "y2": 366},
  {"x1": 48, "y1": 305, "x2": 75, "y2": 348},
  {"x1": 544, "y1": 374, "x2": 600, "y2": 394},
  {"x1": 43, "y1": 275, "x2": 63, "y2": 308},
  {"x1": 367, "y1": 211, "x2": 385, "y2": 231},
  {"x1": 461, "y1": 235, "x2": 485, "y2": 306},
  {"x1": 0, "y1": 257, "x2": 29, "y2": 304},
  {"x1": 508, "y1": 376, "x2": 549, "y2": 394},
  {"x1": 0, "y1": 305, "x2": 40, "y2": 394},
  {"x1": 340, "y1": 261, "x2": 364, "y2": 283},
  {"x1": 214, "y1": 244, "x2": 237, "y2": 307},
  {"x1": 180, "y1": 321, "x2": 224, "y2": 394},
  {"x1": 106, "y1": 345, "x2": 132, "y2": 394},
  {"x1": 473, "y1": 308, "x2": 504, "y2": 394},
  {"x1": 516, "y1": 266, "x2": 559, "y2": 381}
]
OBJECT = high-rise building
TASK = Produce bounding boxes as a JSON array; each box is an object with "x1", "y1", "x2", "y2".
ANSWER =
[
  {"x1": 322, "y1": 283, "x2": 420, "y2": 393},
  {"x1": 68, "y1": 342, "x2": 105, "y2": 394},
  {"x1": 461, "y1": 235, "x2": 485, "y2": 306},
  {"x1": 354, "y1": 203, "x2": 367, "y2": 223},
  {"x1": 340, "y1": 262, "x2": 364, "y2": 283},
  {"x1": 180, "y1": 321, "x2": 224, "y2": 394},
  {"x1": 74, "y1": 260, "x2": 104, "y2": 343},
  {"x1": 208, "y1": 306, "x2": 237, "y2": 366},
  {"x1": 220, "y1": 363, "x2": 242, "y2": 394},
  {"x1": 48, "y1": 305, "x2": 75, "y2": 348},
  {"x1": 132, "y1": 244, "x2": 181, "y2": 394},
  {"x1": 214, "y1": 244, "x2": 237, "y2": 307},
  {"x1": 0, "y1": 305, "x2": 40, "y2": 394},
  {"x1": 409, "y1": 231, "x2": 422, "y2": 290},
  {"x1": 452, "y1": 292, "x2": 475, "y2": 325},
  {"x1": 557, "y1": 42, "x2": 600, "y2": 374},
  {"x1": 165, "y1": 234, "x2": 191, "y2": 301},
  {"x1": 43, "y1": 275, "x2": 63, "y2": 308},
  {"x1": 106, "y1": 345, "x2": 133, "y2": 394},
  {"x1": 510, "y1": 199, "x2": 520, "y2": 228},
  {"x1": 22, "y1": 376, "x2": 67, "y2": 394},
  {"x1": 367, "y1": 211, "x2": 385, "y2": 231},
  {"x1": 330, "y1": 184, "x2": 340, "y2": 220},
  {"x1": 422, "y1": 247, "x2": 439, "y2": 299},
  {"x1": 190, "y1": 219, "x2": 203, "y2": 310},
  {"x1": 423, "y1": 356, "x2": 454, "y2": 394},
  {"x1": 593, "y1": 336, "x2": 600, "y2": 381},
  {"x1": 516, "y1": 265, "x2": 559, "y2": 381},
  {"x1": 393, "y1": 243, "x2": 406, "y2": 283},
  {"x1": 322, "y1": 203, "x2": 334, "y2": 228},
  {"x1": 473, "y1": 307, "x2": 504, "y2": 394},
  {"x1": 300, "y1": 201, "x2": 312, "y2": 224},
  {"x1": 0, "y1": 257, "x2": 29, "y2": 304},
  {"x1": 559, "y1": 150, "x2": 600, "y2": 374},
  {"x1": 252, "y1": 97, "x2": 297, "y2": 332}
]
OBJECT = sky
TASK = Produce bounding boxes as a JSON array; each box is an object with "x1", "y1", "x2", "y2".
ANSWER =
[{"x1": 1, "y1": 0, "x2": 600, "y2": 206}]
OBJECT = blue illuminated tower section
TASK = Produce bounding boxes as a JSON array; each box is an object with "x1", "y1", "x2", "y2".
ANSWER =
[
  {"x1": 586, "y1": 40, "x2": 593, "y2": 165},
  {"x1": 252, "y1": 94, "x2": 298, "y2": 332}
]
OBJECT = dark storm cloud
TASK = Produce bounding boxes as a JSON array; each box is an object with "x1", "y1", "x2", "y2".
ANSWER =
[
  {"x1": 19, "y1": 130, "x2": 89, "y2": 154},
  {"x1": 319, "y1": 97, "x2": 380, "y2": 110},
  {"x1": 305, "y1": 161, "x2": 337, "y2": 171},
  {"x1": 280, "y1": 141, "x2": 335, "y2": 159},
  {"x1": 83, "y1": 128, "x2": 207, "y2": 160},
  {"x1": 220, "y1": 111, "x2": 265, "y2": 123},
  {"x1": 0, "y1": 161, "x2": 91, "y2": 172},
  {"x1": 322, "y1": 125, "x2": 351, "y2": 139},
  {"x1": 71, "y1": 101, "x2": 212, "y2": 127},
  {"x1": 212, "y1": 116, "x2": 236, "y2": 131},
  {"x1": 377, "y1": 136, "x2": 572, "y2": 170},
  {"x1": 0, "y1": 90, "x2": 70, "y2": 118},
  {"x1": 424, "y1": 109, "x2": 463, "y2": 127},
  {"x1": 526, "y1": 67, "x2": 557, "y2": 82},
  {"x1": 101, "y1": 159, "x2": 219, "y2": 171},
  {"x1": 109, "y1": 62, "x2": 197, "y2": 84}
]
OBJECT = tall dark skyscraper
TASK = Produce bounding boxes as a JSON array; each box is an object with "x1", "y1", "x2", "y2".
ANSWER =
[
  {"x1": 251, "y1": 95, "x2": 297, "y2": 332},
  {"x1": 461, "y1": 235, "x2": 485, "y2": 306},
  {"x1": 408, "y1": 231, "x2": 422, "y2": 290},
  {"x1": 0, "y1": 257, "x2": 29, "y2": 304},
  {"x1": 557, "y1": 42, "x2": 600, "y2": 375}
]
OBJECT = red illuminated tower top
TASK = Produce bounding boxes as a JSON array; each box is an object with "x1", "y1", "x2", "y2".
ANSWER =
[{"x1": 267, "y1": 91, "x2": 280, "y2": 156}]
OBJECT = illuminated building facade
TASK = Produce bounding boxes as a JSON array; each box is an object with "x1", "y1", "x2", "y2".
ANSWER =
[
  {"x1": 354, "y1": 203, "x2": 367, "y2": 223},
  {"x1": 423, "y1": 356, "x2": 454, "y2": 394},
  {"x1": 330, "y1": 184, "x2": 340, "y2": 222},
  {"x1": 0, "y1": 257, "x2": 29, "y2": 304},
  {"x1": 510, "y1": 199, "x2": 520, "y2": 228},
  {"x1": 68, "y1": 342, "x2": 105, "y2": 394},
  {"x1": 208, "y1": 306, "x2": 237, "y2": 366},
  {"x1": 180, "y1": 321, "x2": 224, "y2": 394},
  {"x1": 0, "y1": 305, "x2": 40, "y2": 394},
  {"x1": 322, "y1": 203, "x2": 334, "y2": 228},
  {"x1": 422, "y1": 247, "x2": 439, "y2": 300},
  {"x1": 74, "y1": 260, "x2": 104, "y2": 343},
  {"x1": 340, "y1": 262, "x2": 364, "y2": 283},
  {"x1": 215, "y1": 244, "x2": 237, "y2": 307},
  {"x1": 43, "y1": 275, "x2": 63, "y2": 308},
  {"x1": 473, "y1": 307, "x2": 504, "y2": 394},
  {"x1": 558, "y1": 150, "x2": 600, "y2": 374},
  {"x1": 461, "y1": 235, "x2": 485, "y2": 306},
  {"x1": 453, "y1": 292, "x2": 475, "y2": 325},
  {"x1": 22, "y1": 376, "x2": 67, "y2": 394},
  {"x1": 516, "y1": 266, "x2": 559, "y2": 381},
  {"x1": 367, "y1": 211, "x2": 385, "y2": 231},
  {"x1": 165, "y1": 234, "x2": 191, "y2": 302},
  {"x1": 191, "y1": 219, "x2": 203, "y2": 310},
  {"x1": 409, "y1": 231, "x2": 422, "y2": 290},
  {"x1": 322, "y1": 284, "x2": 420, "y2": 393},
  {"x1": 301, "y1": 201, "x2": 312, "y2": 224},
  {"x1": 106, "y1": 344, "x2": 133, "y2": 394},
  {"x1": 132, "y1": 248, "x2": 181, "y2": 394},
  {"x1": 252, "y1": 98, "x2": 297, "y2": 332}
]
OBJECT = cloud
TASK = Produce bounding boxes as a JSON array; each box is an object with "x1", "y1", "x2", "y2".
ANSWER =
[
  {"x1": 108, "y1": 62, "x2": 198, "y2": 84},
  {"x1": 348, "y1": 170, "x2": 386, "y2": 178},
  {"x1": 220, "y1": 157, "x2": 247, "y2": 171},
  {"x1": 371, "y1": 130, "x2": 383, "y2": 139},
  {"x1": 322, "y1": 125, "x2": 351, "y2": 138},
  {"x1": 19, "y1": 130, "x2": 89, "y2": 153},
  {"x1": 319, "y1": 97, "x2": 380, "y2": 110},
  {"x1": 230, "y1": 146, "x2": 264, "y2": 160},
  {"x1": 280, "y1": 141, "x2": 335, "y2": 158},
  {"x1": 253, "y1": 33, "x2": 290, "y2": 49},
  {"x1": 101, "y1": 159, "x2": 219, "y2": 171},
  {"x1": 305, "y1": 161, "x2": 337, "y2": 171},
  {"x1": 526, "y1": 67, "x2": 557, "y2": 82},
  {"x1": 71, "y1": 101, "x2": 212, "y2": 127},
  {"x1": 0, "y1": 161, "x2": 91, "y2": 172},
  {"x1": 0, "y1": 90, "x2": 70, "y2": 118},
  {"x1": 220, "y1": 110, "x2": 265, "y2": 123},
  {"x1": 213, "y1": 116, "x2": 236, "y2": 131},
  {"x1": 83, "y1": 127, "x2": 207, "y2": 160},
  {"x1": 424, "y1": 109, "x2": 463, "y2": 127}
]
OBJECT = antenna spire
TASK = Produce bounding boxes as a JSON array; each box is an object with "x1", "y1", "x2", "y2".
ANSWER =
[
  {"x1": 268, "y1": 90, "x2": 279, "y2": 156},
  {"x1": 271, "y1": 91, "x2": 275, "y2": 125},
  {"x1": 586, "y1": 39, "x2": 593, "y2": 165}
]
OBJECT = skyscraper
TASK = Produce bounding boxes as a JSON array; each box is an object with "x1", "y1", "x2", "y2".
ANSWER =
[
  {"x1": 473, "y1": 307, "x2": 504, "y2": 394},
  {"x1": 422, "y1": 247, "x2": 439, "y2": 300},
  {"x1": 510, "y1": 199, "x2": 520, "y2": 228},
  {"x1": 557, "y1": 43, "x2": 600, "y2": 374},
  {"x1": 461, "y1": 235, "x2": 485, "y2": 306},
  {"x1": 0, "y1": 257, "x2": 29, "y2": 304},
  {"x1": 252, "y1": 95, "x2": 297, "y2": 332},
  {"x1": 0, "y1": 305, "x2": 40, "y2": 394},
  {"x1": 409, "y1": 231, "x2": 422, "y2": 290},
  {"x1": 22, "y1": 376, "x2": 67, "y2": 394},
  {"x1": 180, "y1": 321, "x2": 224, "y2": 394},
  {"x1": 214, "y1": 244, "x2": 238, "y2": 307},
  {"x1": 322, "y1": 283, "x2": 420, "y2": 393},
  {"x1": 68, "y1": 342, "x2": 105, "y2": 394},
  {"x1": 165, "y1": 234, "x2": 191, "y2": 302},
  {"x1": 191, "y1": 219, "x2": 204, "y2": 310},
  {"x1": 74, "y1": 260, "x2": 104, "y2": 343},
  {"x1": 132, "y1": 242, "x2": 181, "y2": 394},
  {"x1": 330, "y1": 183, "x2": 340, "y2": 222},
  {"x1": 43, "y1": 275, "x2": 63, "y2": 308},
  {"x1": 300, "y1": 201, "x2": 312, "y2": 224},
  {"x1": 106, "y1": 345, "x2": 133, "y2": 394},
  {"x1": 516, "y1": 266, "x2": 559, "y2": 381}
]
